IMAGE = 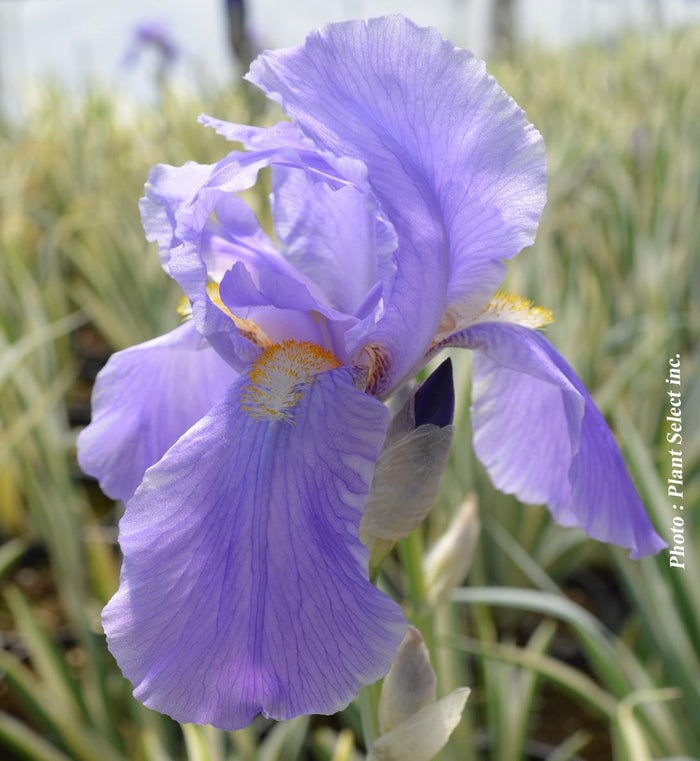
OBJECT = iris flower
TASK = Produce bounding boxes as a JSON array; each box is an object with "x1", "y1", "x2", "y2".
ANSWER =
[
  {"x1": 123, "y1": 20, "x2": 180, "y2": 69},
  {"x1": 79, "y1": 15, "x2": 665, "y2": 730}
]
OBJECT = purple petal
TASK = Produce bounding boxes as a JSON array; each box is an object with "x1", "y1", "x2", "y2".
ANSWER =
[
  {"x1": 199, "y1": 193, "x2": 281, "y2": 283},
  {"x1": 218, "y1": 261, "x2": 358, "y2": 362},
  {"x1": 158, "y1": 144, "x2": 374, "y2": 368},
  {"x1": 450, "y1": 322, "x2": 666, "y2": 558},
  {"x1": 272, "y1": 166, "x2": 396, "y2": 318},
  {"x1": 198, "y1": 114, "x2": 311, "y2": 151},
  {"x1": 139, "y1": 159, "x2": 284, "y2": 371},
  {"x1": 248, "y1": 16, "x2": 546, "y2": 392},
  {"x1": 103, "y1": 366, "x2": 405, "y2": 729},
  {"x1": 139, "y1": 161, "x2": 213, "y2": 268},
  {"x1": 198, "y1": 113, "x2": 373, "y2": 191},
  {"x1": 77, "y1": 321, "x2": 236, "y2": 502}
]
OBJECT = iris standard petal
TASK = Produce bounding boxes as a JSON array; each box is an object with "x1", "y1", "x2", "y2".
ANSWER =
[
  {"x1": 248, "y1": 15, "x2": 546, "y2": 393},
  {"x1": 163, "y1": 145, "x2": 374, "y2": 368},
  {"x1": 77, "y1": 321, "x2": 236, "y2": 502},
  {"x1": 272, "y1": 166, "x2": 396, "y2": 317},
  {"x1": 159, "y1": 155, "x2": 290, "y2": 335},
  {"x1": 448, "y1": 322, "x2": 666, "y2": 558},
  {"x1": 103, "y1": 365, "x2": 405, "y2": 729},
  {"x1": 138, "y1": 156, "x2": 281, "y2": 370},
  {"x1": 199, "y1": 193, "x2": 281, "y2": 284},
  {"x1": 139, "y1": 161, "x2": 213, "y2": 269},
  {"x1": 198, "y1": 114, "x2": 312, "y2": 151},
  {"x1": 198, "y1": 113, "x2": 373, "y2": 192},
  {"x1": 218, "y1": 261, "x2": 358, "y2": 361}
]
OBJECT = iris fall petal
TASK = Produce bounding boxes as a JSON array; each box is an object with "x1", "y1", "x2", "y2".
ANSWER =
[
  {"x1": 77, "y1": 321, "x2": 236, "y2": 502},
  {"x1": 103, "y1": 366, "x2": 405, "y2": 729},
  {"x1": 451, "y1": 322, "x2": 666, "y2": 558}
]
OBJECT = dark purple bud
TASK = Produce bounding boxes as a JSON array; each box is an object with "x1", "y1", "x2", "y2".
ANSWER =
[{"x1": 414, "y1": 358, "x2": 454, "y2": 428}]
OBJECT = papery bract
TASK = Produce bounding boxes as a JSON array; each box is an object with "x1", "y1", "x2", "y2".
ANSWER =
[
  {"x1": 378, "y1": 626, "x2": 437, "y2": 733},
  {"x1": 360, "y1": 359, "x2": 455, "y2": 566},
  {"x1": 423, "y1": 494, "x2": 480, "y2": 606},
  {"x1": 78, "y1": 14, "x2": 665, "y2": 731},
  {"x1": 372, "y1": 626, "x2": 469, "y2": 761}
]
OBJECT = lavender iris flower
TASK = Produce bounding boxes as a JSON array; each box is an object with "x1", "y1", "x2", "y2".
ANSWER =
[
  {"x1": 78, "y1": 16, "x2": 665, "y2": 730},
  {"x1": 124, "y1": 20, "x2": 180, "y2": 66}
]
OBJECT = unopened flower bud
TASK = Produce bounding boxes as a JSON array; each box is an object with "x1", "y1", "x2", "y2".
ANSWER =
[
  {"x1": 423, "y1": 494, "x2": 480, "y2": 606},
  {"x1": 369, "y1": 625, "x2": 470, "y2": 761},
  {"x1": 361, "y1": 361, "x2": 455, "y2": 569},
  {"x1": 379, "y1": 626, "x2": 437, "y2": 733},
  {"x1": 369, "y1": 689, "x2": 470, "y2": 761},
  {"x1": 412, "y1": 357, "x2": 455, "y2": 429}
]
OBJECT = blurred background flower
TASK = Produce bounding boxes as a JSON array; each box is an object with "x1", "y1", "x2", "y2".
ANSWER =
[
  {"x1": 122, "y1": 19, "x2": 180, "y2": 94},
  {"x1": 3, "y1": 0, "x2": 700, "y2": 116}
]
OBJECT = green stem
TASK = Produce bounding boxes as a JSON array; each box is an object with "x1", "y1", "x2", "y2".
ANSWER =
[
  {"x1": 398, "y1": 529, "x2": 436, "y2": 660},
  {"x1": 358, "y1": 679, "x2": 382, "y2": 751}
]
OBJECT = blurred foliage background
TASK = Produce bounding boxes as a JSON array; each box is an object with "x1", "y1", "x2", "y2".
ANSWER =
[{"x1": 0, "y1": 23, "x2": 698, "y2": 761}]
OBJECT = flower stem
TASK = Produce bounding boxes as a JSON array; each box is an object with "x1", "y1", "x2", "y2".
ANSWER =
[
  {"x1": 358, "y1": 678, "x2": 382, "y2": 751},
  {"x1": 398, "y1": 528, "x2": 437, "y2": 660}
]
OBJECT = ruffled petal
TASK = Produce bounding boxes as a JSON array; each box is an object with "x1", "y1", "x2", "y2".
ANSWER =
[
  {"x1": 218, "y1": 261, "x2": 358, "y2": 362},
  {"x1": 77, "y1": 321, "x2": 236, "y2": 502},
  {"x1": 272, "y1": 166, "x2": 396, "y2": 318},
  {"x1": 138, "y1": 156, "x2": 278, "y2": 370},
  {"x1": 449, "y1": 322, "x2": 666, "y2": 558},
  {"x1": 159, "y1": 143, "x2": 374, "y2": 369},
  {"x1": 103, "y1": 366, "x2": 405, "y2": 729},
  {"x1": 198, "y1": 114, "x2": 311, "y2": 151},
  {"x1": 198, "y1": 193, "x2": 281, "y2": 283},
  {"x1": 248, "y1": 15, "x2": 546, "y2": 392},
  {"x1": 139, "y1": 161, "x2": 213, "y2": 269}
]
